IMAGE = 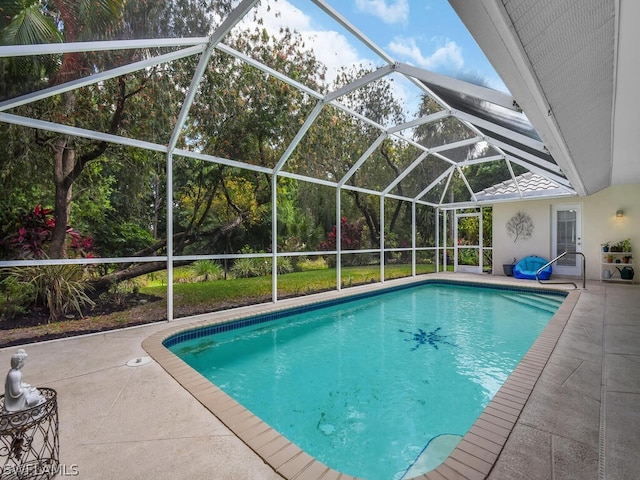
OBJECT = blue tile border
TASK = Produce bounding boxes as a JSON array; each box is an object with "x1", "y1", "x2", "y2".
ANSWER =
[{"x1": 163, "y1": 279, "x2": 567, "y2": 349}]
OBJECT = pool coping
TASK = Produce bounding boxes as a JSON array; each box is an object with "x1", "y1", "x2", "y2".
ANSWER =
[{"x1": 142, "y1": 277, "x2": 578, "y2": 480}]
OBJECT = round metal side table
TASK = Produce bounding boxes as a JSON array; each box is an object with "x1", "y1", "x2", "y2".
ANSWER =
[{"x1": 0, "y1": 388, "x2": 59, "y2": 480}]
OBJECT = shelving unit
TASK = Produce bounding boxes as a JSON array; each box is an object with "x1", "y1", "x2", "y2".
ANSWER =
[{"x1": 600, "y1": 246, "x2": 634, "y2": 283}]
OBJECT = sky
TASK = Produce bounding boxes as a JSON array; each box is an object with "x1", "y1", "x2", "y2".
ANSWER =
[{"x1": 242, "y1": 0, "x2": 508, "y2": 95}]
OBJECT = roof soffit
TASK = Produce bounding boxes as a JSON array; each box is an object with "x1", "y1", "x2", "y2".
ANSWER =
[{"x1": 448, "y1": 0, "x2": 617, "y2": 196}]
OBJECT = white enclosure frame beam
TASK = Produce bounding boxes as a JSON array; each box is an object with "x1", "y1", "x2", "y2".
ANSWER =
[
  {"x1": 0, "y1": 38, "x2": 210, "y2": 57},
  {"x1": 396, "y1": 63, "x2": 520, "y2": 112},
  {"x1": 0, "y1": 45, "x2": 206, "y2": 112}
]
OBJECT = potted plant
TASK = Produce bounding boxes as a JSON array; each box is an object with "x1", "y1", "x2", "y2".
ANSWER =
[
  {"x1": 602, "y1": 242, "x2": 610, "y2": 252},
  {"x1": 611, "y1": 239, "x2": 631, "y2": 252}
]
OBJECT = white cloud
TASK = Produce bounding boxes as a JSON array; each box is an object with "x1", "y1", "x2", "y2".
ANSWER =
[
  {"x1": 354, "y1": 0, "x2": 409, "y2": 24},
  {"x1": 305, "y1": 30, "x2": 364, "y2": 80},
  {"x1": 234, "y1": 0, "x2": 368, "y2": 86},
  {"x1": 251, "y1": 0, "x2": 312, "y2": 32},
  {"x1": 231, "y1": 1, "x2": 416, "y2": 111},
  {"x1": 387, "y1": 37, "x2": 464, "y2": 71}
]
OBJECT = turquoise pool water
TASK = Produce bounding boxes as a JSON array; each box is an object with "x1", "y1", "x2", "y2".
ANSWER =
[{"x1": 168, "y1": 282, "x2": 564, "y2": 479}]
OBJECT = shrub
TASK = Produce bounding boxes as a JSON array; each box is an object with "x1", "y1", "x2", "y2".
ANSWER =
[
  {"x1": 276, "y1": 257, "x2": 293, "y2": 275},
  {"x1": 92, "y1": 221, "x2": 154, "y2": 258},
  {"x1": 191, "y1": 260, "x2": 222, "y2": 282},
  {"x1": 298, "y1": 257, "x2": 328, "y2": 271},
  {"x1": 6, "y1": 205, "x2": 95, "y2": 259},
  {"x1": 319, "y1": 217, "x2": 363, "y2": 251},
  {"x1": 230, "y1": 258, "x2": 261, "y2": 278},
  {"x1": 0, "y1": 275, "x2": 35, "y2": 320},
  {"x1": 7, "y1": 264, "x2": 95, "y2": 322},
  {"x1": 169, "y1": 266, "x2": 192, "y2": 283},
  {"x1": 103, "y1": 278, "x2": 141, "y2": 306}
]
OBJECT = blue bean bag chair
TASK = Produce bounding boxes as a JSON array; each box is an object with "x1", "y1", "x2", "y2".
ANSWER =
[{"x1": 513, "y1": 255, "x2": 552, "y2": 280}]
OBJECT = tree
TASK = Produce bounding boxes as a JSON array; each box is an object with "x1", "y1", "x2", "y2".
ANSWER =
[
  {"x1": 290, "y1": 66, "x2": 409, "y2": 248},
  {"x1": 2, "y1": 0, "x2": 127, "y2": 257}
]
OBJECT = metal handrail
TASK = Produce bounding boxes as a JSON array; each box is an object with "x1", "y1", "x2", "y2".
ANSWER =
[{"x1": 536, "y1": 251, "x2": 586, "y2": 289}]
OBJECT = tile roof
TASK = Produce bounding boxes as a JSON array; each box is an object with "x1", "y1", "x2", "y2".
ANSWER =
[{"x1": 475, "y1": 171, "x2": 571, "y2": 201}]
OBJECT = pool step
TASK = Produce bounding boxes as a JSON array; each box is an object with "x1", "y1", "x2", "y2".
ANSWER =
[
  {"x1": 400, "y1": 433, "x2": 463, "y2": 479},
  {"x1": 500, "y1": 293, "x2": 563, "y2": 314}
]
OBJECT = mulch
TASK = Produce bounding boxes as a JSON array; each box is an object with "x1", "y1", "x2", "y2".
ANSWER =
[{"x1": 0, "y1": 293, "x2": 165, "y2": 348}]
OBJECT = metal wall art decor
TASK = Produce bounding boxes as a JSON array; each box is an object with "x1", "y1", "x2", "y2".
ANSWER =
[{"x1": 506, "y1": 211, "x2": 534, "y2": 242}]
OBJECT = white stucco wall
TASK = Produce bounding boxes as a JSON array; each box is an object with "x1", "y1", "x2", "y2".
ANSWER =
[{"x1": 492, "y1": 184, "x2": 640, "y2": 280}]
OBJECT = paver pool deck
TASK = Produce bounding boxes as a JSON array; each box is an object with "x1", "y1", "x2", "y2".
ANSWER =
[{"x1": 1, "y1": 273, "x2": 637, "y2": 479}]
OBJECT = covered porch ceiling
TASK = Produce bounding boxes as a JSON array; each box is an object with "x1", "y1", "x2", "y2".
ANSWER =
[
  {"x1": 2, "y1": 0, "x2": 612, "y2": 208},
  {"x1": 450, "y1": 0, "x2": 639, "y2": 197}
]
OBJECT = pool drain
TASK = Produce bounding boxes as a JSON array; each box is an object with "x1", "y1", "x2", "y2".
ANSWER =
[{"x1": 126, "y1": 356, "x2": 152, "y2": 367}]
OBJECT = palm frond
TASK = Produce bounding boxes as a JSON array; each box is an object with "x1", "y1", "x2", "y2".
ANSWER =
[{"x1": 2, "y1": 3, "x2": 61, "y2": 45}]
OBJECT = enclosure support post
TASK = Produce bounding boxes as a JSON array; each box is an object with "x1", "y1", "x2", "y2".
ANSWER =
[
  {"x1": 436, "y1": 207, "x2": 440, "y2": 273},
  {"x1": 336, "y1": 188, "x2": 341, "y2": 291},
  {"x1": 380, "y1": 195, "x2": 385, "y2": 283},
  {"x1": 166, "y1": 153, "x2": 174, "y2": 321},
  {"x1": 272, "y1": 175, "x2": 278, "y2": 303},
  {"x1": 412, "y1": 201, "x2": 416, "y2": 277}
]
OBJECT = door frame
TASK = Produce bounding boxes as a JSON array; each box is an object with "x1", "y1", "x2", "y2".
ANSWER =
[
  {"x1": 551, "y1": 203, "x2": 583, "y2": 276},
  {"x1": 454, "y1": 210, "x2": 483, "y2": 273}
]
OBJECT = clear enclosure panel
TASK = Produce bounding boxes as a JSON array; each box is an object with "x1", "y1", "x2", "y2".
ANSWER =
[
  {"x1": 277, "y1": 254, "x2": 336, "y2": 298},
  {"x1": 339, "y1": 191, "x2": 380, "y2": 250},
  {"x1": 392, "y1": 154, "x2": 452, "y2": 198},
  {"x1": 340, "y1": 253, "x2": 381, "y2": 288},
  {"x1": 384, "y1": 197, "x2": 412, "y2": 251},
  {"x1": 483, "y1": 248, "x2": 494, "y2": 273},
  {"x1": 438, "y1": 142, "x2": 501, "y2": 164},
  {"x1": 510, "y1": 162, "x2": 530, "y2": 177},
  {"x1": 4, "y1": 52, "x2": 192, "y2": 146},
  {"x1": 415, "y1": 204, "x2": 437, "y2": 248},
  {"x1": 439, "y1": 209, "x2": 455, "y2": 249},
  {"x1": 464, "y1": 159, "x2": 514, "y2": 194},
  {"x1": 184, "y1": 51, "x2": 317, "y2": 170},
  {"x1": 386, "y1": 71, "x2": 441, "y2": 126},
  {"x1": 482, "y1": 207, "x2": 493, "y2": 248},
  {"x1": 172, "y1": 157, "x2": 272, "y2": 255},
  {"x1": 115, "y1": 2, "x2": 219, "y2": 40},
  {"x1": 442, "y1": 169, "x2": 473, "y2": 205},
  {"x1": 1, "y1": 53, "x2": 63, "y2": 101},
  {"x1": 278, "y1": 180, "x2": 336, "y2": 254},
  {"x1": 2, "y1": 140, "x2": 166, "y2": 260},
  {"x1": 457, "y1": 247, "x2": 480, "y2": 266},
  {"x1": 0, "y1": 0, "x2": 216, "y2": 100},
  {"x1": 384, "y1": 255, "x2": 413, "y2": 281},
  {"x1": 172, "y1": 270, "x2": 273, "y2": 320},
  {"x1": 414, "y1": 115, "x2": 476, "y2": 149},
  {"x1": 287, "y1": 103, "x2": 382, "y2": 181},
  {"x1": 350, "y1": 138, "x2": 424, "y2": 193},
  {"x1": 420, "y1": 173, "x2": 450, "y2": 205},
  {"x1": 0, "y1": 259, "x2": 167, "y2": 323},
  {"x1": 228, "y1": 0, "x2": 389, "y2": 93},
  {"x1": 416, "y1": 249, "x2": 437, "y2": 273}
]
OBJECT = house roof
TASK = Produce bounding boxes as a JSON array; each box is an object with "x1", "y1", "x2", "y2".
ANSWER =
[{"x1": 475, "y1": 171, "x2": 572, "y2": 202}]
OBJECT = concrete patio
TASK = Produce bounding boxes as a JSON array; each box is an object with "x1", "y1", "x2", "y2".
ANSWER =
[{"x1": 0, "y1": 274, "x2": 637, "y2": 479}]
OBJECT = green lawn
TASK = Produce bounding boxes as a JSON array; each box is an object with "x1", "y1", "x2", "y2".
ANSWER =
[{"x1": 142, "y1": 263, "x2": 438, "y2": 310}]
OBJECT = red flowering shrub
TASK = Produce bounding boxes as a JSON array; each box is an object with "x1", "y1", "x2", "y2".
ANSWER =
[
  {"x1": 318, "y1": 217, "x2": 363, "y2": 251},
  {"x1": 7, "y1": 205, "x2": 95, "y2": 259}
]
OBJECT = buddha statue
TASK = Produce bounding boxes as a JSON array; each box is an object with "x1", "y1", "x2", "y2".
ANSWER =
[{"x1": 3, "y1": 349, "x2": 44, "y2": 413}]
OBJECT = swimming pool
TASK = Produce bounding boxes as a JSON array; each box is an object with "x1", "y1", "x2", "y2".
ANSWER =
[{"x1": 161, "y1": 281, "x2": 566, "y2": 479}]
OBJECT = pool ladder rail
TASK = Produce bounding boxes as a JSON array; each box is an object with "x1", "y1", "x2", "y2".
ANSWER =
[{"x1": 536, "y1": 251, "x2": 586, "y2": 289}]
